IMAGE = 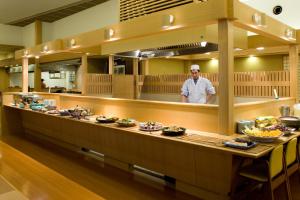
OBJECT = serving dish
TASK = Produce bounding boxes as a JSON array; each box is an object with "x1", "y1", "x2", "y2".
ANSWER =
[
  {"x1": 279, "y1": 116, "x2": 300, "y2": 129},
  {"x1": 243, "y1": 127, "x2": 282, "y2": 143},
  {"x1": 96, "y1": 116, "x2": 119, "y2": 123},
  {"x1": 59, "y1": 109, "x2": 71, "y2": 116},
  {"x1": 162, "y1": 126, "x2": 186, "y2": 136},
  {"x1": 139, "y1": 121, "x2": 163, "y2": 131},
  {"x1": 116, "y1": 119, "x2": 136, "y2": 127},
  {"x1": 223, "y1": 140, "x2": 257, "y2": 150}
]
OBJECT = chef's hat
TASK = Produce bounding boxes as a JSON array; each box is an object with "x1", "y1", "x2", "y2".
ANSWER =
[{"x1": 190, "y1": 64, "x2": 200, "y2": 71}]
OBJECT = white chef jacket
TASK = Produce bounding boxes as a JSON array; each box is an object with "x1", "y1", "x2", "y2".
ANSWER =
[{"x1": 181, "y1": 77, "x2": 216, "y2": 104}]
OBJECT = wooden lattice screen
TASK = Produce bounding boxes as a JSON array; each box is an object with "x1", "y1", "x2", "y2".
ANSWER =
[
  {"x1": 119, "y1": 0, "x2": 207, "y2": 22},
  {"x1": 86, "y1": 74, "x2": 112, "y2": 95},
  {"x1": 137, "y1": 71, "x2": 290, "y2": 97}
]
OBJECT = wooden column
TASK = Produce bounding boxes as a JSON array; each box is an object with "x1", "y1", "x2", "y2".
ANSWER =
[
  {"x1": 133, "y1": 58, "x2": 139, "y2": 75},
  {"x1": 22, "y1": 57, "x2": 29, "y2": 93},
  {"x1": 34, "y1": 59, "x2": 42, "y2": 92},
  {"x1": 141, "y1": 60, "x2": 149, "y2": 75},
  {"x1": 35, "y1": 20, "x2": 42, "y2": 45},
  {"x1": 218, "y1": 19, "x2": 234, "y2": 135},
  {"x1": 108, "y1": 55, "x2": 114, "y2": 74},
  {"x1": 81, "y1": 55, "x2": 88, "y2": 95},
  {"x1": 289, "y1": 45, "x2": 298, "y2": 100}
]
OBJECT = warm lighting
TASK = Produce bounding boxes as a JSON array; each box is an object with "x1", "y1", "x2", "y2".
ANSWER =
[
  {"x1": 235, "y1": 48, "x2": 243, "y2": 51},
  {"x1": 42, "y1": 45, "x2": 49, "y2": 53},
  {"x1": 200, "y1": 41, "x2": 207, "y2": 47},
  {"x1": 256, "y1": 47, "x2": 264, "y2": 51},
  {"x1": 211, "y1": 58, "x2": 218, "y2": 65},
  {"x1": 162, "y1": 14, "x2": 175, "y2": 28},
  {"x1": 105, "y1": 28, "x2": 115, "y2": 40},
  {"x1": 205, "y1": 52, "x2": 211, "y2": 55},
  {"x1": 284, "y1": 28, "x2": 296, "y2": 40},
  {"x1": 24, "y1": 50, "x2": 29, "y2": 57},
  {"x1": 249, "y1": 55, "x2": 255, "y2": 58},
  {"x1": 35, "y1": 56, "x2": 40, "y2": 59},
  {"x1": 70, "y1": 39, "x2": 77, "y2": 48},
  {"x1": 86, "y1": 52, "x2": 90, "y2": 56},
  {"x1": 252, "y1": 12, "x2": 266, "y2": 27}
]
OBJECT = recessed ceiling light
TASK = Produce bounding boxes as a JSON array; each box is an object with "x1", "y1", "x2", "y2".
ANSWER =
[
  {"x1": 235, "y1": 48, "x2": 243, "y2": 51},
  {"x1": 256, "y1": 47, "x2": 264, "y2": 51},
  {"x1": 162, "y1": 14, "x2": 175, "y2": 28},
  {"x1": 200, "y1": 41, "x2": 207, "y2": 47}
]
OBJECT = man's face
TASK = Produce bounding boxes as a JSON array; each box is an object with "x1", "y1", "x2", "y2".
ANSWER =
[{"x1": 191, "y1": 70, "x2": 199, "y2": 79}]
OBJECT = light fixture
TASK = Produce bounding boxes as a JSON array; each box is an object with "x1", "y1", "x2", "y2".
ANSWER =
[
  {"x1": 200, "y1": 41, "x2": 207, "y2": 47},
  {"x1": 162, "y1": 14, "x2": 175, "y2": 28},
  {"x1": 256, "y1": 47, "x2": 264, "y2": 51},
  {"x1": 42, "y1": 45, "x2": 49, "y2": 53},
  {"x1": 35, "y1": 56, "x2": 40, "y2": 59},
  {"x1": 235, "y1": 48, "x2": 243, "y2": 51},
  {"x1": 104, "y1": 28, "x2": 115, "y2": 40},
  {"x1": 249, "y1": 55, "x2": 255, "y2": 58},
  {"x1": 86, "y1": 52, "x2": 90, "y2": 56},
  {"x1": 252, "y1": 12, "x2": 266, "y2": 27},
  {"x1": 24, "y1": 50, "x2": 29, "y2": 57},
  {"x1": 284, "y1": 28, "x2": 295, "y2": 39},
  {"x1": 70, "y1": 39, "x2": 77, "y2": 48},
  {"x1": 205, "y1": 52, "x2": 211, "y2": 55}
]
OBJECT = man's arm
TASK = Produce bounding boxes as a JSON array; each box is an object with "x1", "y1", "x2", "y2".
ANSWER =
[
  {"x1": 206, "y1": 80, "x2": 216, "y2": 104},
  {"x1": 181, "y1": 80, "x2": 189, "y2": 103},
  {"x1": 181, "y1": 95, "x2": 188, "y2": 103}
]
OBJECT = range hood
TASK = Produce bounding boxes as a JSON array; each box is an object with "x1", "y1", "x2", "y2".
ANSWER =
[
  {"x1": 40, "y1": 59, "x2": 80, "y2": 72},
  {"x1": 114, "y1": 42, "x2": 218, "y2": 58}
]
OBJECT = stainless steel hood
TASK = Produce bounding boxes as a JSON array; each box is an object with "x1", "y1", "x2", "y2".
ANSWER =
[
  {"x1": 114, "y1": 42, "x2": 218, "y2": 58},
  {"x1": 40, "y1": 59, "x2": 80, "y2": 72}
]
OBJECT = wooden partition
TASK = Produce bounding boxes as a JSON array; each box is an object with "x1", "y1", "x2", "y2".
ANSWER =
[
  {"x1": 136, "y1": 71, "x2": 290, "y2": 98},
  {"x1": 86, "y1": 74, "x2": 112, "y2": 96}
]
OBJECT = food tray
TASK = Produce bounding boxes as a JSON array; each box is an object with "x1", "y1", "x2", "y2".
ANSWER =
[
  {"x1": 223, "y1": 141, "x2": 257, "y2": 150},
  {"x1": 96, "y1": 117, "x2": 119, "y2": 123},
  {"x1": 162, "y1": 127, "x2": 186, "y2": 136},
  {"x1": 139, "y1": 122, "x2": 163, "y2": 131},
  {"x1": 116, "y1": 119, "x2": 136, "y2": 127},
  {"x1": 243, "y1": 132, "x2": 282, "y2": 143}
]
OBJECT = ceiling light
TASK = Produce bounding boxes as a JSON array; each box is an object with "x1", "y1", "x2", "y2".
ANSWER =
[
  {"x1": 256, "y1": 47, "x2": 264, "y2": 51},
  {"x1": 252, "y1": 13, "x2": 266, "y2": 27},
  {"x1": 24, "y1": 50, "x2": 29, "y2": 57},
  {"x1": 35, "y1": 56, "x2": 40, "y2": 59},
  {"x1": 70, "y1": 39, "x2": 77, "y2": 48},
  {"x1": 249, "y1": 55, "x2": 255, "y2": 58},
  {"x1": 285, "y1": 28, "x2": 295, "y2": 39},
  {"x1": 235, "y1": 48, "x2": 243, "y2": 51},
  {"x1": 205, "y1": 52, "x2": 211, "y2": 55},
  {"x1": 162, "y1": 14, "x2": 175, "y2": 28},
  {"x1": 200, "y1": 41, "x2": 207, "y2": 47},
  {"x1": 86, "y1": 52, "x2": 90, "y2": 56},
  {"x1": 42, "y1": 45, "x2": 49, "y2": 53},
  {"x1": 105, "y1": 28, "x2": 115, "y2": 40}
]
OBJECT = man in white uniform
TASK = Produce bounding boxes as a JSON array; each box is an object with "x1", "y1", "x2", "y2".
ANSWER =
[{"x1": 181, "y1": 64, "x2": 216, "y2": 104}]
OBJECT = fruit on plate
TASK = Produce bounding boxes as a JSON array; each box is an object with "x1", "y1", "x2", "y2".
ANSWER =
[
  {"x1": 255, "y1": 116, "x2": 278, "y2": 128},
  {"x1": 116, "y1": 118, "x2": 136, "y2": 127},
  {"x1": 162, "y1": 126, "x2": 186, "y2": 136},
  {"x1": 96, "y1": 115, "x2": 119, "y2": 123},
  {"x1": 139, "y1": 121, "x2": 163, "y2": 131},
  {"x1": 244, "y1": 127, "x2": 282, "y2": 137}
]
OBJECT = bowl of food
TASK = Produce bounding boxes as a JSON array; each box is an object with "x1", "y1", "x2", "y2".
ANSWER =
[
  {"x1": 116, "y1": 118, "x2": 136, "y2": 127},
  {"x1": 243, "y1": 127, "x2": 282, "y2": 143},
  {"x1": 139, "y1": 121, "x2": 163, "y2": 131},
  {"x1": 96, "y1": 115, "x2": 119, "y2": 123},
  {"x1": 255, "y1": 116, "x2": 278, "y2": 128},
  {"x1": 162, "y1": 126, "x2": 186, "y2": 136}
]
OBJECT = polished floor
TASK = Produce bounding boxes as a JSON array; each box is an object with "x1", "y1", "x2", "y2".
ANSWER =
[
  {"x1": 1, "y1": 133, "x2": 300, "y2": 200},
  {"x1": 0, "y1": 133, "x2": 200, "y2": 200}
]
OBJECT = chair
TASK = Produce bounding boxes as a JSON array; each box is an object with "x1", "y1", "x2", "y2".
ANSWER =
[
  {"x1": 284, "y1": 138, "x2": 300, "y2": 198},
  {"x1": 236, "y1": 144, "x2": 290, "y2": 200}
]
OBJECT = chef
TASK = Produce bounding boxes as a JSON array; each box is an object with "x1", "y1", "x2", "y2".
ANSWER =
[{"x1": 181, "y1": 64, "x2": 216, "y2": 104}]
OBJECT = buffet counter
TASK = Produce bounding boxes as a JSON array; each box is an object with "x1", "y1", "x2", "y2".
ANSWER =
[{"x1": 1, "y1": 92, "x2": 298, "y2": 200}]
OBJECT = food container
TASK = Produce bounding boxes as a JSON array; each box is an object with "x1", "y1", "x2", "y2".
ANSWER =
[
  {"x1": 236, "y1": 120, "x2": 254, "y2": 134},
  {"x1": 279, "y1": 105, "x2": 290, "y2": 116},
  {"x1": 294, "y1": 104, "x2": 300, "y2": 118},
  {"x1": 279, "y1": 116, "x2": 300, "y2": 129}
]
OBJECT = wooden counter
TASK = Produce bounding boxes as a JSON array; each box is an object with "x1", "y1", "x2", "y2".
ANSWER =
[{"x1": 2, "y1": 104, "x2": 299, "y2": 200}]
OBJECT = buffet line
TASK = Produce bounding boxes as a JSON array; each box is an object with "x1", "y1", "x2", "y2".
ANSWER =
[{"x1": 6, "y1": 93, "x2": 300, "y2": 157}]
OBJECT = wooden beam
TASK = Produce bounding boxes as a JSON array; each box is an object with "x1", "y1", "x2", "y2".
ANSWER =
[
  {"x1": 141, "y1": 60, "x2": 149, "y2": 75},
  {"x1": 133, "y1": 58, "x2": 139, "y2": 75},
  {"x1": 108, "y1": 55, "x2": 114, "y2": 75},
  {"x1": 34, "y1": 59, "x2": 42, "y2": 92},
  {"x1": 233, "y1": 0, "x2": 296, "y2": 44},
  {"x1": 81, "y1": 55, "x2": 88, "y2": 95},
  {"x1": 289, "y1": 45, "x2": 299, "y2": 99},
  {"x1": 22, "y1": 57, "x2": 29, "y2": 93},
  {"x1": 35, "y1": 20, "x2": 42, "y2": 45},
  {"x1": 218, "y1": 19, "x2": 234, "y2": 135}
]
